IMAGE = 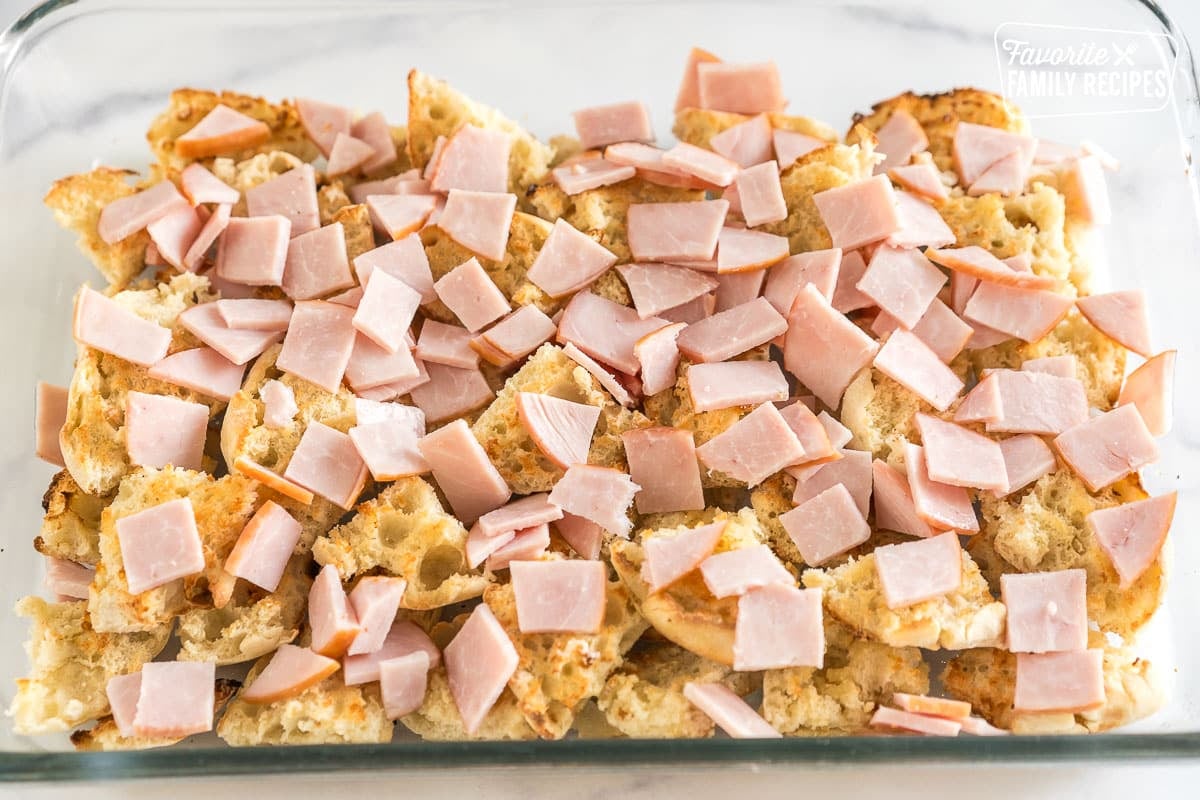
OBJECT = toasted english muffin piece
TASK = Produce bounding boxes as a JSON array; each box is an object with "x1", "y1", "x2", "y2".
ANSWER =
[
  {"x1": 802, "y1": 546, "x2": 1006, "y2": 650},
  {"x1": 218, "y1": 658, "x2": 392, "y2": 745},
  {"x1": 848, "y1": 88, "x2": 1029, "y2": 175},
  {"x1": 176, "y1": 555, "x2": 312, "y2": 665},
  {"x1": 60, "y1": 271, "x2": 220, "y2": 495},
  {"x1": 8, "y1": 596, "x2": 170, "y2": 734},
  {"x1": 400, "y1": 613, "x2": 537, "y2": 741},
  {"x1": 406, "y1": 69, "x2": 554, "y2": 195},
  {"x1": 756, "y1": 139, "x2": 877, "y2": 254},
  {"x1": 43, "y1": 167, "x2": 151, "y2": 288},
  {"x1": 611, "y1": 508, "x2": 768, "y2": 666},
  {"x1": 941, "y1": 637, "x2": 1162, "y2": 734},
  {"x1": 312, "y1": 477, "x2": 488, "y2": 610},
  {"x1": 975, "y1": 470, "x2": 1160, "y2": 640},
  {"x1": 672, "y1": 109, "x2": 838, "y2": 152},
  {"x1": 88, "y1": 466, "x2": 258, "y2": 633},
  {"x1": 471, "y1": 343, "x2": 649, "y2": 495},
  {"x1": 526, "y1": 179, "x2": 704, "y2": 263},
  {"x1": 331, "y1": 202, "x2": 376, "y2": 262},
  {"x1": 597, "y1": 640, "x2": 756, "y2": 738},
  {"x1": 70, "y1": 678, "x2": 239, "y2": 751},
  {"x1": 36, "y1": 470, "x2": 111, "y2": 566},
  {"x1": 147, "y1": 88, "x2": 319, "y2": 173},
  {"x1": 420, "y1": 211, "x2": 556, "y2": 319},
  {"x1": 484, "y1": 571, "x2": 648, "y2": 739},
  {"x1": 748, "y1": 472, "x2": 805, "y2": 566},
  {"x1": 761, "y1": 621, "x2": 929, "y2": 735},
  {"x1": 840, "y1": 368, "x2": 929, "y2": 468}
]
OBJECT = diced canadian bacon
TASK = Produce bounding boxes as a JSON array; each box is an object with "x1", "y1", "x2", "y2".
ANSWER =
[
  {"x1": 621, "y1": 427, "x2": 705, "y2": 515},
  {"x1": 687, "y1": 360, "x2": 789, "y2": 412},
  {"x1": 791, "y1": 449, "x2": 872, "y2": 519},
  {"x1": 436, "y1": 190, "x2": 516, "y2": 261},
  {"x1": 351, "y1": 111, "x2": 399, "y2": 174},
  {"x1": 874, "y1": 531, "x2": 963, "y2": 608},
  {"x1": 641, "y1": 521, "x2": 726, "y2": 592},
  {"x1": 634, "y1": 322, "x2": 685, "y2": 397},
  {"x1": 430, "y1": 125, "x2": 512, "y2": 194},
  {"x1": 926, "y1": 246, "x2": 1058, "y2": 291},
  {"x1": 295, "y1": 98, "x2": 353, "y2": 157},
  {"x1": 915, "y1": 414, "x2": 1008, "y2": 492},
  {"x1": 772, "y1": 129, "x2": 826, "y2": 169},
  {"x1": 872, "y1": 109, "x2": 929, "y2": 173},
  {"x1": 951, "y1": 122, "x2": 1035, "y2": 186},
  {"x1": 993, "y1": 434, "x2": 1057, "y2": 498},
  {"x1": 1013, "y1": 650, "x2": 1106, "y2": 712},
  {"x1": 129, "y1": 662, "x2": 216, "y2": 739},
  {"x1": 1053, "y1": 404, "x2": 1159, "y2": 492},
  {"x1": 873, "y1": 329, "x2": 966, "y2": 412},
  {"x1": 572, "y1": 101, "x2": 654, "y2": 150},
  {"x1": 115, "y1": 498, "x2": 205, "y2": 594},
  {"x1": 674, "y1": 46, "x2": 722, "y2": 112},
  {"x1": 180, "y1": 162, "x2": 239, "y2": 205},
  {"x1": 779, "y1": 483, "x2": 871, "y2": 566},
  {"x1": 1118, "y1": 350, "x2": 1175, "y2": 437},
  {"x1": 710, "y1": 113, "x2": 774, "y2": 168},
  {"x1": 1056, "y1": 155, "x2": 1112, "y2": 225},
  {"x1": 617, "y1": 263, "x2": 719, "y2": 320},
  {"x1": 683, "y1": 682, "x2": 781, "y2": 739},
  {"x1": 242, "y1": 644, "x2": 340, "y2": 704},
  {"x1": 812, "y1": 174, "x2": 901, "y2": 251},
  {"x1": 732, "y1": 583, "x2": 824, "y2": 671},
  {"x1": 699, "y1": 544, "x2": 792, "y2": 599},
  {"x1": 485, "y1": 524, "x2": 551, "y2": 572},
  {"x1": 831, "y1": 249, "x2": 873, "y2": 313},
  {"x1": 884, "y1": 190, "x2": 956, "y2": 249},
  {"x1": 696, "y1": 61, "x2": 785, "y2": 115},
  {"x1": 1075, "y1": 290, "x2": 1153, "y2": 357},
  {"x1": 903, "y1": 443, "x2": 978, "y2": 532},
  {"x1": 967, "y1": 146, "x2": 1033, "y2": 197},
  {"x1": 661, "y1": 142, "x2": 739, "y2": 187},
  {"x1": 888, "y1": 161, "x2": 949, "y2": 202},
  {"x1": 510, "y1": 560, "x2": 607, "y2": 634},
  {"x1": 735, "y1": 160, "x2": 788, "y2": 227},
  {"x1": 1086, "y1": 492, "x2": 1176, "y2": 588},
  {"x1": 869, "y1": 706, "x2": 961, "y2": 737},
  {"x1": 246, "y1": 164, "x2": 320, "y2": 236},
  {"x1": 35, "y1": 381, "x2": 68, "y2": 468},
  {"x1": 716, "y1": 227, "x2": 790, "y2": 273},
  {"x1": 526, "y1": 218, "x2": 618, "y2": 298},
  {"x1": 547, "y1": 464, "x2": 640, "y2": 538},
  {"x1": 443, "y1": 604, "x2": 519, "y2": 735},
  {"x1": 284, "y1": 421, "x2": 369, "y2": 511},
  {"x1": 515, "y1": 392, "x2": 600, "y2": 470},
  {"x1": 677, "y1": 297, "x2": 786, "y2": 364},
  {"x1": 626, "y1": 200, "x2": 729, "y2": 262},
  {"x1": 73, "y1": 286, "x2": 173, "y2": 367},
  {"x1": 552, "y1": 157, "x2": 635, "y2": 195},
  {"x1": 326, "y1": 133, "x2": 376, "y2": 177},
  {"x1": 216, "y1": 215, "x2": 291, "y2": 286},
  {"x1": 892, "y1": 693, "x2": 972, "y2": 720},
  {"x1": 233, "y1": 456, "x2": 314, "y2": 505},
  {"x1": 695, "y1": 402, "x2": 807, "y2": 487},
  {"x1": 224, "y1": 500, "x2": 302, "y2": 592},
  {"x1": 175, "y1": 104, "x2": 271, "y2": 159},
  {"x1": 856, "y1": 245, "x2": 946, "y2": 329},
  {"x1": 784, "y1": 283, "x2": 879, "y2": 408},
  {"x1": 410, "y1": 362, "x2": 494, "y2": 424},
  {"x1": 1000, "y1": 569, "x2": 1088, "y2": 654},
  {"x1": 124, "y1": 391, "x2": 208, "y2": 471}
]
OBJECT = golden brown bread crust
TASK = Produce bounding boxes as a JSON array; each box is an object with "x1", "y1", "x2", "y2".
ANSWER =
[{"x1": 43, "y1": 167, "x2": 149, "y2": 288}]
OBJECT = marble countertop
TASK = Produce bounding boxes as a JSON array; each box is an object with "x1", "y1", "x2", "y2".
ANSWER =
[{"x1": 2, "y1": 0, "x2": 1199, "y2": 796}]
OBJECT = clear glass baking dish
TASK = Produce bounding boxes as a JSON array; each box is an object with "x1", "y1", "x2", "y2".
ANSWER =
[{"x1": 0, "y1": 0, "x2": 1197, "y2": 782}]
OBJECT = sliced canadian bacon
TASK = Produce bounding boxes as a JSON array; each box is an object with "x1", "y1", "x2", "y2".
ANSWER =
[
  {"x1": 621, "y1": 427, "x2": 705, "y2": 515},
  {"x1": 888, "y1": 161, "x2": 949, "y2": 202},
  {"x1": 367, "y1": 194, "x2": 438, "y2": 241},
  {"x1": 225, "y1": 500, "x2": 302, "y2": 593},
  {"x1": 182, "y1": 202, "x2": 232, "y2": 271},
  {"x1": 873, "y1": 330, "x2": 964, "y2": 412},
  {"x1": 476, "y1": 494, "x2": 563, "y2": 539},
  {"x1": 1057, "y1": 155, "x2": 1112, "y2": 225},
  {"x1": 659, "y1": 293, "x2": 715, "y2": 325},
  {"x1": 713, "y1": 270, "x2": 765, "y2": 312},
  {"x1": 354, "y1": 236, "x2": 436, "y2": 304},
  {"x1": 676, "y1": 297, "x2": 786, "y2": 364},
  {"x1": 129, "y1": 662, "x2": 215, "y2": 739},
  {"x1": 349, "y1": 411, "x2": 429, "y2": 481},
  {"x1": 813, "y1": 174, "x2": 901, "y2": 251},
  {"x1": 1053, "y1": 404, "x2": 1159, "y2": 492},
  {"x1": 1087, "y1": 491, "x2": 1176, "y2": 588},
  {"x1": 35, "y1": 381, "x2": 68, "y2": 467},
  {"x1": 175, "y1": 104, "x2": 270, "y2": 159},
  {"x1": 410, "y1": 362, "x2": 494, "y2": 424},
  {"x1": 762, "y1": 249, "x2": 840, "y2": 319},
  {"x1": 548, "y1": 464, "x2": 640, "y2": 538},
  {"x1": 344, "y1": 619, "x2": 440, "y2": 686},
  {"x1": 124, "y1": 391, "x2": 208, "y2": 471},
  {"x1": 906, "y1": 299, "x2": 973, "y2": 363},
  {"x1": 557, "y1": 290, "x2": 667, "y2": 375},
  {"x1": 873, "y1": 109, "x2": 929, "y2": 173},
  {"x1": 856, "y1": 245, "x2": 946, "y2": 329},
  {"x1": 780, "y1": 483, "x2": 871, "y2": 566},
  {"x1": 875, "y1": 530, "x2": 963, "y2": 608},
  {"x1": 699, "y1": 544, "x2": 792, "y2": 599},
  {"x1": 869, "y1": 707, "x2": 961, "y2": 737},
  {"x1": 326, "y1": 133, "x2": 376, "y2": 177},
  {"x1": 296, "y1": 97, "x2": 353, "y2": 157},
  {"x1": 433, "y1": 257, "x2": 510, "y2": 333},
  {"x1": 791, "y1": 449, "x2": 872, "y2": 518},
  {"x1": 511, "y1": 560, "x2": 607, "y2": 634},
  {"x1": 98, "y1": 180, "x2": 191, "y2": 245},
  {"x1": 682, "y1": 682, "x2": 781, "y2": 739},
  {"x1": 561, "y1": 342, "x2": 635, "y2": 408},
  {"x1": 1014, "y1": 650, "x2": 1106, "y2": 713},
  {"x1": 696, "y1": 61, "x2": 784, "y2": 115},
  {"x1": 486, "y1": 524, "x2": 551, "y2": 571},
  {"x1": 344, "y1": 576, "x2": 408, "y2": 657},
  {"x1": 981, "y1": 370, "x2": 1089, "y2": 435},
  {"x1": 275, "y1": 301, "x2": 356, "y2": 391},
  {"x1": 904, "y1": 443, "x2": 978, "y2": 532},
  {"x1": 1118, "y1": 350, "x2": 1175, "y2": 437},
  {"x1": 45, "y1": 557, "x2": 93, "y2": 601},
  {"x1": 641, "y1": 521, "x2": 726, "y2": 592},
  {"x1": 674, "y1": 46, "x2": 722, "y2": 112},
  {"x1": 634, "y1": 322, "x2": 686, "y2": 396},
  {"x1": 430, "y1": 125, "x2": 512, "y2": 194},
  {"x1": 917, "y1": 414, "x2": 1008, "y2": 492},
  {"x1": 831, "y1": 249, "x2": 873, "y2": 314},
  {"x1": 379, "y1": 651, "x2": 430, "y2": 720},
  {"x1": 553, "y1": 513, "x2": 605, "y2": 560},
  {"x1": 953, "y1": 373, "x2": 1001, "y2": 423},
  {"x1": 687, "y1": 361, "x2": 788, "y2": 412},
  {"x1": 968, "y1": 146, "x2": 1033, "y2": 197},
  {"x1": 282, "y1": 222, "x2": 354, "y2": 301},
  {"x1": 777, "y1": 400, "x2": 836, "y2": 465},
  {"x1": 732, "y1": 583, "x2": 824, "y2": 671},
  {"x1": 885, "y1": 190, "x2": 956, "y2": 249},
  {"x1": 773, "y1": 128, "x2": 826, "y2": 169},
  {"x1": 993, "y1": 433, "x2": 1057, "y2": 498},
  {"x1": 627, "y1": 200, "x2": 729, "y2": 262},
  {"x1": 444, "y1": 604, "x2": 518, "y2": 735},
  {"x1": 1076, "y1": 290, "x2": 1153, "y2": 356},
  {"x1": 74, "y1": 287, "x2": 171, "y2": 367},
  {"x1": 241, "y1": 644, "x2": 340, "y2": 704},
  {"x1": 515, "y1": 391, "x2": 600, "y2": 469},
  {"x1": 963, "y1": 281, "x2": 1074, "y2": 343},
  {"x1": 474, "y1": 306, "x2": 556, "y2": 366},
  {"x1": 146, "y1": 204, "x2": 203, "y2": 271},
  {"x1": 1000, "y1": 569, "x2": 1088, "y2": 654},
  {"x1": 351, "y1": 111, "x2": 398, "y2": 174},
  {"x1": 552, "y1": 157, "x2": 636, "y2": 195},
  {"x1": 466, "y1": 522, "x2": 515, "y2": 569},
  {"x1": 344, "y1": 333, "x2": 421, "y2": 392},
  {"x1": 735, "y1": 160, "x2": 788, "y2": 227},
  {"x1": 716, "y1": 227, "x2": 789, "y2": 273},
  {"x1": 284, "y1": 422, "x2": 369, "y2": 510},
  {"x1": 572, "y1": 101, "x2": 654, "y2": 150},
  {"x1": 892, "y1": 693, "x2": 972, "y2": 721},
  {"x1": 711, "y1": 113, "x2": 774, "y2": 168},
  {"x1": 349, "y1": 174, "x2": 430, "y2": 205},
  {"x1": 662, "y1": 142, "x2": 739, "y2": 187},
  {"x1": 115, "y1": 498, "x2": 205, "y2": 594},
  {"x1": 526, "y1": 218, "x2": 618, "y2": 298},
  {"x1": 418, "y1": 419, "x2": 511, "y2": 524},
  {"x1": 696, "y1": 402, "x2": 807, "y2": 486},
  {"x1": 246, "y1": 164, "x2": 320, "y2": 237},
  {"x1": 233, "y1": 456, "x2": 314, "y2": 505},
  {"x1": 437, "y1": 190, "x2": 516, "y2": 261},
  {"x1": 216, "y1": 215, "x2": 291, "y2": 287},
  {"x1": 926, "y1": 246, "x2": 1058, "y2": 291},
  {"x1": 415, "y1": 320, "x2": 478, "y2": 369},
  {"x1": 215, "y1": 299, "x2": 292, "y2": 332},
  {"x1": 784, "y1": 284, "x2": 880, "y2": 409},
  {"x1": 617, "y1": 262, "x2": 719, "y2": 320},
  {"x1": 180, "y1": 163, "x2": 239, "y2": 206},
  {"x1": 952, "y1": 122, "x2": 1035, "y2": 186}
]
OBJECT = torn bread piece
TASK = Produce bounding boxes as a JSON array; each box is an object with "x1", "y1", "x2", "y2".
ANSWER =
[
  {"x1": 44, "y1": 167, "x2": 151, "y2": 288},
  {"x1": 36, "y1": 470, "x2": 112, "y2": 566},
  {"x1": 312, "y1": 477, "x2": 488, "y2": 610},
  {"x1": 9, "y1": 597, "x2": 170, "y2": 734},
  {"x1": 672, "y1": 109, "x2": 838, "y2": 153}
]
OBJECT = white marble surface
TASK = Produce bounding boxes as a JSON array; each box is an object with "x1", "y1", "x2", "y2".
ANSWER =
[{"x1": 2, "y1": 0, "x2": 1200, "y2": 796}]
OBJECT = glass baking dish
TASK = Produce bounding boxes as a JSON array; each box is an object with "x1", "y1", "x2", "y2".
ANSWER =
[{"x1": 0, "y1": 0, "x2": 1197, "y2": 782}]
